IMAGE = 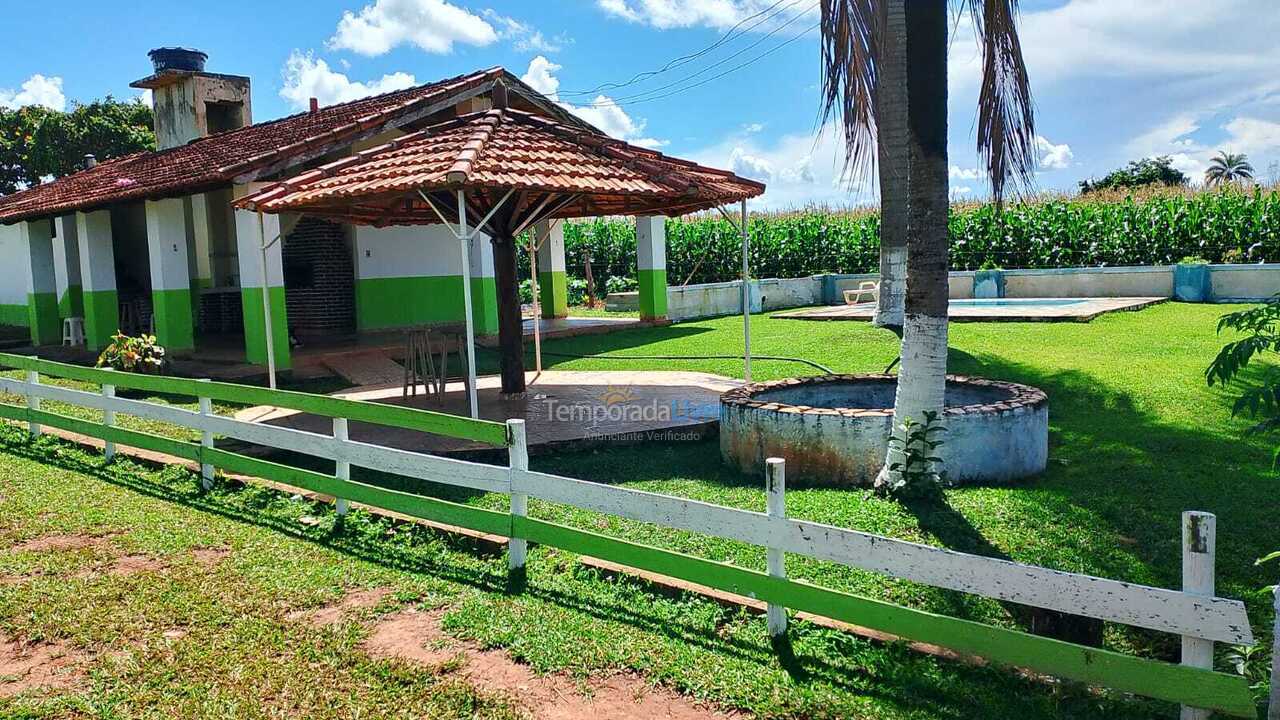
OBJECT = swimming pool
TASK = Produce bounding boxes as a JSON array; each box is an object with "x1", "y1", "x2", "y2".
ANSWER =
[{"x1": 774, "y1": 296, "x2": 1166, "y2": 322}]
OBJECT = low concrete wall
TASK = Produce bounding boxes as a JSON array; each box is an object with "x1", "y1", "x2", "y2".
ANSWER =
[
  {"x1": 600, "y1": 263, "x2": 1280, "y2": 324},
  {"x1": 1002, "y1": 266, "x2": 1173, "y2": 298},
  {"x1": 1207, "y1": 264, "x2": 1280, "y2": 302}
]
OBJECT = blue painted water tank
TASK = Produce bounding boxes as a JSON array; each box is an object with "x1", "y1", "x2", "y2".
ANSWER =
[{"x1": 148, "y1": 47, "x2": 208, "y2": 73}]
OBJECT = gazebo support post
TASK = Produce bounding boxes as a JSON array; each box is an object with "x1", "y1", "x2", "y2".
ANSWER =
[
  {"x1": 491, "y1": 229, "x2": 526, "y2": 396},
  {"x1": 740, "y1": 199, "x2": 752, "y2": 383},
  {"x1": 457, "y1": 190, "x2": 479, "y2": 418}
]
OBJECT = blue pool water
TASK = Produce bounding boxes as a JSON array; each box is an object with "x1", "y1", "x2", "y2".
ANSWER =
[{"x1": 950, "y1": 298, "x2": 1086, "y2": 308}]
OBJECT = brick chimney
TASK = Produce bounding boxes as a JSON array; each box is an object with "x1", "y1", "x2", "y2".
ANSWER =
[{"x1": 130, "y1": 48, "x2": 252, "y2": 150}]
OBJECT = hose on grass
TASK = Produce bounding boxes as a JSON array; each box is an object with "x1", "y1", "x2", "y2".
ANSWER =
[
  {"x1": 471, "y1": 342, "x2": 833, "y2": 375},
  {"x1": 531, "y1": 350, "x2": 835, "y2": 375}
]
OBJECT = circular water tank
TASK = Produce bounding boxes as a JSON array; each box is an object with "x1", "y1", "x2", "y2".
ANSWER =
[{"x1": 148, "y1": 47, "x2": 208, "y2": 73}]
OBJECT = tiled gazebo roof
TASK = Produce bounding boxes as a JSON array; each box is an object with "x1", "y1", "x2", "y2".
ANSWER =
[{"x1": 234, "y1": 107, "x2": 766, "y2": 225}]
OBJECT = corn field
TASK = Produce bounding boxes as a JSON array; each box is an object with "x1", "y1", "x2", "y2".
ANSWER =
[{"x1": 518, "y1": 186, "x2": 1280, "y2": 286}]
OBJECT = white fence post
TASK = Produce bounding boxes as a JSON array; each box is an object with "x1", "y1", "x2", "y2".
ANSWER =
[
  {"x1": 333, "y1": 417, "x2": 350, "y2": 516},
  {"x1": 1269, "y1": 584, "x2": 1279, "y2": 720},
  {"x1": 198, "y1": 379, "x2": 214, "y2": 490},
  {"x1": 765, "y1": 457, "x2": 787, "y2": 639},
  {"x1": 507, "y1": 419, "x2": 528, "y2": 577},
  {"x1": 101, "y1": 368, "x2": 115, "y2": 460},
  {"x1": 24, "y1": 368, "x2": 40, "y2": 437},
  {"x1": 1181, "y1": 511, "x2": 1216, "y2": 720}
]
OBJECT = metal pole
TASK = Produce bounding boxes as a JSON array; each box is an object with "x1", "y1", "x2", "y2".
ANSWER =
[
  {"x1": 740, "y1": 199, "x2": 752, "y2": 383},
  {"x1": 458, "y1": 190, "x2": 479, "y2": 419},
  {"x1": 257, "y1": 211, "x2": 277, "y2": 390}
]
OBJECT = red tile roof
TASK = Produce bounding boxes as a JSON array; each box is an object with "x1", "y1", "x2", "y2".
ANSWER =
[
  {"x1": 0, "y1": 67, "x2": 507, "y2": 224},
  {"x1": 236, "y1": 108, "x2": 765, "y2": 224}
]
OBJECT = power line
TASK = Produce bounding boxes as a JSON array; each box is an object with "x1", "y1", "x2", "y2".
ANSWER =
[
  {"x1": 557, "y1": 0, "x2": 810, "y2": 98},
  {"x1": 585, "y1": 18, "x2": 819, "y2": 109}
]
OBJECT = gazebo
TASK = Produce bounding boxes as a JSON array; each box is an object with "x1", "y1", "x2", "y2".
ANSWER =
[{"x1": 235, "y1": 83, "x2": 765, "y2": 416}]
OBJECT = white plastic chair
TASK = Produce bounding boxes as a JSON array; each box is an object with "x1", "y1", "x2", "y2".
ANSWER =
[
  {"x1": 62, "y1": 317, "x2": 85, "y2": 347},
  {"x1": 843, "y1": 280, "x2": 879, "y2": 305}
]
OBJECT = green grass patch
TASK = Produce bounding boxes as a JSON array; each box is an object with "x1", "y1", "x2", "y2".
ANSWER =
[{"x1": 0, "y1": 302, "x2": 1275, "y2": 718}]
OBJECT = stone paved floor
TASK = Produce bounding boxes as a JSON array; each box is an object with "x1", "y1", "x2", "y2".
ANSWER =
[
  {"x1": 773, "y1": 297, "x2": 1167, "y2": 322},
  {"x1": 236, "y1": 370, "x2": 740, "y2": 456}
]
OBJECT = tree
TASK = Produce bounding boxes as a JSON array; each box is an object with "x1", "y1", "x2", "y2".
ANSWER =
[
  {"x1": 1078, "y1": 156, "x2": 1186, "y2": 194},
  {"x1": 819, "y1": 0, "x2": 1035, "y2": 494},
  {"x1": 0, "y1": 97, "x2": 153, "y2": 196},
  {"x1": 1204, "y1": 151, "x2": 1254, "y2": 187},
  {"x1": 873, "y1": 0, "x2": 908, "y2": 330},
  {"x1": 0, "y1": 105, "x2": 55, "y2": 195}
]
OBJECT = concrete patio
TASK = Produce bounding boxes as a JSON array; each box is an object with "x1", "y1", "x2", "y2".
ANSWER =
[
  {"x1": 773, "y1": 297, "x2": 1167, "y2": 322},
  {"x1": 235, "y1": 370, "x2": 739, "y2": 456}
]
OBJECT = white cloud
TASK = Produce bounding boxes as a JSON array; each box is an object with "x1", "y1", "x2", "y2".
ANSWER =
[
  {"x1": 949, "y1": 1, "x2": 1280, "y2": 94},
  {"x1": 484, "y1": 11, "x2": 569, "y2": 53},
  {"x1": 949, "y1": 165, "x2": 981, "y2": 181},
  {"x1": 689, "y1": 124, "x2": 865, "y2": 210},
  {"x1": 596, "y1": 0, "x2": 815, "y2": 31},
  {"x1": 729, "y1": 148, "x2": 773, "y2": 181},
  {"x1": 329, "y1": 0, "x2": 498, "y2": 55},
  {"x1": 520, "y1": 56, "x2": 561, "y2": 97},
  {"x1": 0, "y1": 74, "x2": 66, "y2": 111},
  {"x1": 1035, "y1": 135, "x2": 1074, "y2": 170},
  {"x1": 280, "y1": 51, "x2": 417, "y2": 111},
  {"x1": 519, "y1": 56, "x2": 666, "y2": 148}
]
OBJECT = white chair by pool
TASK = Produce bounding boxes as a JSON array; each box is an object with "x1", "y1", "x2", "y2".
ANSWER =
[{"x1": 843, "y1": 280, "x2": 879, "y2": 305}]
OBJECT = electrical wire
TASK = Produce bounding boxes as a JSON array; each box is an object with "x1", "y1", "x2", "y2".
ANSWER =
[
  {"x1": 579, "y1": 6, "x2": 819, "y2": 108},
  {"x1": 558, "y1": 0, "x2": 806, "y2": 98},
  {"x1": 596, "y1": 18, "x2": 819, "y2": 108}
]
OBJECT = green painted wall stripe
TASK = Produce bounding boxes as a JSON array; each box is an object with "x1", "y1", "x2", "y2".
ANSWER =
[
  {"x1": 0, "y1": 304, "x2": 28, "y2": 328},
  {"x1": 355, "y1": 275, "x2": 499, "y2": 334},
  {"x1": 470, "y1": 276, "x2": 498, "y2": 335},
  {"x1": 204, "y1": 447, "x2": 509, "y2": 536},
  {"x1": 82, "y1": 289, "x2": 119, "y2": 352},
  {"x1": 58, "y1": 285, "x2": 84, "y2": 319},
  {"x1": 0, "y1": 353, "x2": 509, "y2": 446},
  {"x1": 515, "y1": 518, "x2": 1257, "y2": 718},
  {"x1": 638, "y1": 268, "x2": 667, "y2": 320},
  {"x1": 240, "y1": 286, "x2": 291, "y2": 370},
  {"x1": 538, "y1": 270, "x2": 568, "y2": 319},
  {"x1": 27, "y1": 292, "x2": 60, "y2": 346},
  {"x1": 151, "y1": 288, "x2": 194, "y2": 351}
]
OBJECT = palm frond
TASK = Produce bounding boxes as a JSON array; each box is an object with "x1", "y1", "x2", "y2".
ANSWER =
[
  {"x1": 818, "y1": 0, "x2": 881, "y2": 182},
  {"x1": 968, "y1": 0, "x2": 1036, "y2": 206}
]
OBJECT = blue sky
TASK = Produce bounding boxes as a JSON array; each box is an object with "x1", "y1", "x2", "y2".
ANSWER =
[{"x1": 3, "y1": 0, "x2": 1279, "y2": 209}]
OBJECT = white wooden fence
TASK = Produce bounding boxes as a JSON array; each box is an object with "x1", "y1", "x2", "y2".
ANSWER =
[{"x1": 0, "y1": 359, "x2": 1266, "y2": 717}]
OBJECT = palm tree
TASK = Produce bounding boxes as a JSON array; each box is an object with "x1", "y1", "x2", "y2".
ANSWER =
[
  {"x1": 819, "y1": 0, "x2": 1036, "y2": 491},
  {"x1": 1204, "y1": 151, "x2": 1254, "y2": 186},
  {"x1": 872, "y1": 0, "x2": 907, "y2": 331}
]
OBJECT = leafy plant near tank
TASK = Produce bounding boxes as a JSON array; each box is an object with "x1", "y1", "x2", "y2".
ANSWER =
[
  {"x1": 877, "y1": 411, "x2": 947, "y2": 500},
  {"x1": 96, "y1": 332, "x2": 168, "y2": 374}
]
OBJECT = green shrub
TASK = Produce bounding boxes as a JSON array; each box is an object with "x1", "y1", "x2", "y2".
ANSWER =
[{"x1": 96, "y1": 332, "x2": 168, "y2": 374}]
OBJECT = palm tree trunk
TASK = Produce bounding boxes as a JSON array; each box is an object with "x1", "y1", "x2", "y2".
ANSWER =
[
  {"x1": 491, "y1": 232, "x2": 527, "y2": 395},
  {"x1": 880, "y1": 0, "x2": 949, "y2": 486},
  {"x1": 874, "y1": 0, "x2": 908, "y2": 330}
]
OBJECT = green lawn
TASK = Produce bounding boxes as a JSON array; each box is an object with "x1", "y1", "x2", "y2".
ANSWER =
[{"x1": 1, "y1": 302, "x2": 1275, "y2": 718}]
